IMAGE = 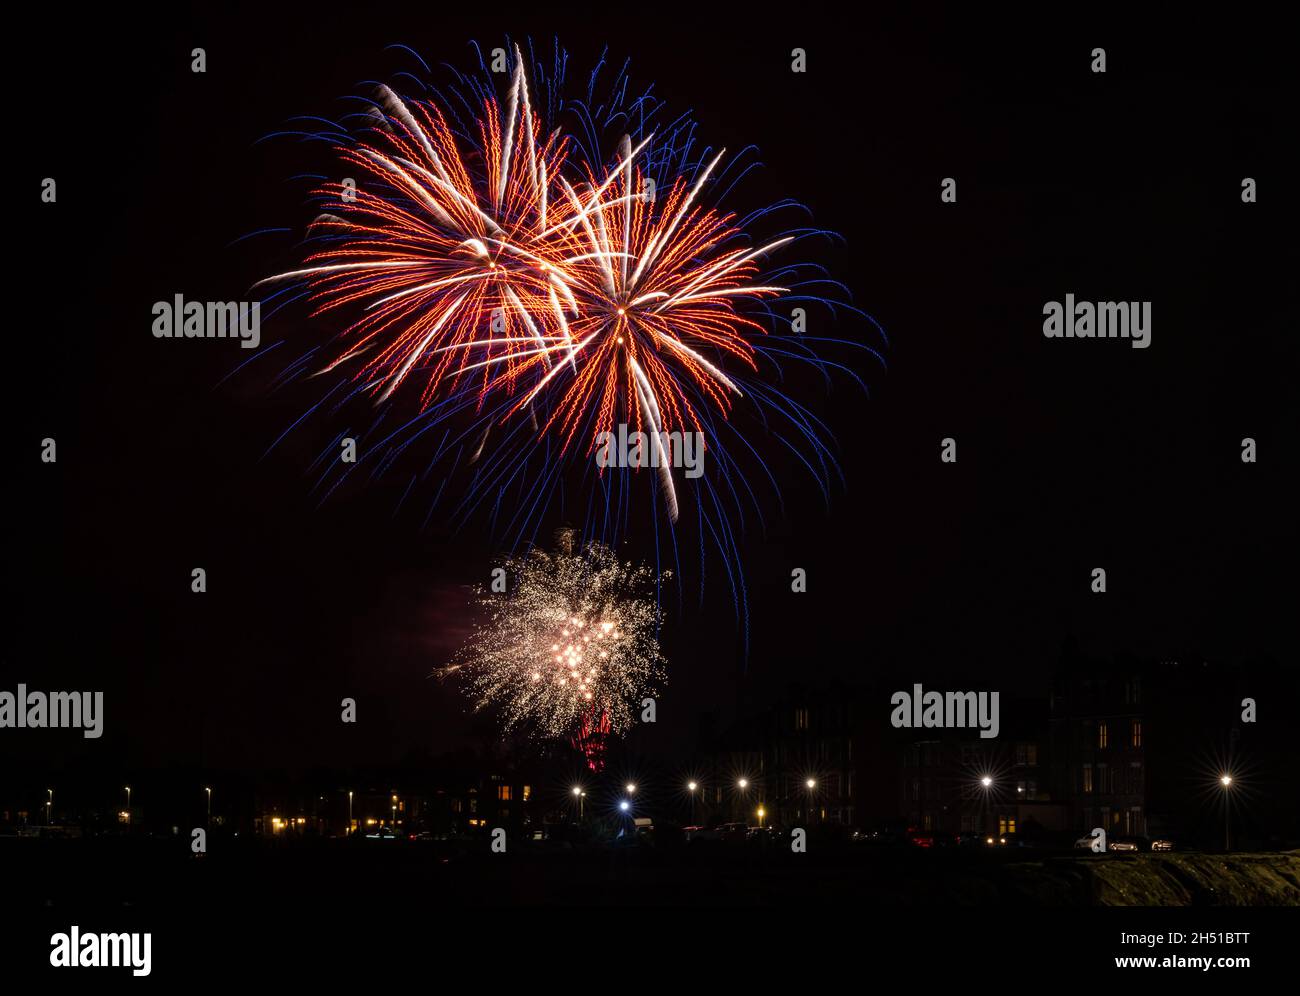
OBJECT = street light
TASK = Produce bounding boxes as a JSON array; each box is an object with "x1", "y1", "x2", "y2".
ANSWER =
[
  {"x1": 625, "y1": 783, "x2": 636, "y2": 795},
  {"x1": 805, "y1": 778, "x2": 817, "y2": 823},
  {"x1": 47, "y1": 789, "x2": 53, "y2": 825},
  {"x1": 348, "y1": 791, "x2": 353, "y2": 835},
  {"x1": 124, "y1": 786, "x2": 131, "y2": 824},
  {"x1": 687, "y1": 781, "x2": 697, "y2": 824},
  {"x1": 1220, "y1": 774, "x2": 1233, "y2": 851},
  {"x1": 572, "y1": 786, "x2": 584, "y2": 822},
  {"x1": 205, "y1": 786, "x2": 211, "y2": 824},
  {"x1": 980, "y1": 776, "x2": 992, "y2": 788},
  {"x1": 757, "y1": 806, "x2": 766, "y2": 828},
  {"x1": 737, "y1": 778, "x2": 749, "y2": 823}
]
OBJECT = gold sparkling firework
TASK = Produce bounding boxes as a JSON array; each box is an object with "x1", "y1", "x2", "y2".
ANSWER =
[{"x1": 445, "y1": 542, "x2": 668, "y2": 739}]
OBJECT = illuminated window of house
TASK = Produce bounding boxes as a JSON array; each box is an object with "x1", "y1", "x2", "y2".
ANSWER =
[
  {"x1": 1131, "y1": 720, "x2": 1142, "y2": 748},
  {"x1": 795, "y1": 707, "x2": 809, "y2": 730},
  {"x1": 998, "y1": 817, "x2": 1016, "y2": 835},
  {"x1": 1098, "y1": 722, "x2": 1108, "y2": 749},
  {"x1": 1082, "y1": 764, "x2": 1093, "y2": 793},
  {"x1": 497, "y1": 785, "x2": 512, "y2": 801},
  {"x1": 522, "y1": 785, "x2": 531, "y2": 801}
]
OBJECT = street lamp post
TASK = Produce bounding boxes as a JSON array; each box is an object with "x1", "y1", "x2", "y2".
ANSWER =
[
  {"x1": 979, "y1": 776, "x2": 993, "y2": 839},
  {"x1": 687, "y1": 781, "x2": 697, "y2": 824},
  {"x1": 1220, "y1": 774, "x2": 1233, "y2": 851},
  {"x1": 805, "y1": 778, "x2": 817, "y2": 824},
  {"x1": 205, "y1": 787, "x2": 211, "y2": 825},
  {"x1": 348, "y1": 791, "x2": 353, "y2": 835},
  {"x1": 737, "y1": 778, "x2": 749, "y2": 824},
  {"x1": 124, "y1": 786, "x2": 131, "y2": 825},
  {"x1": 47, "y1": 789, "x2": 53, "y2": 825}
]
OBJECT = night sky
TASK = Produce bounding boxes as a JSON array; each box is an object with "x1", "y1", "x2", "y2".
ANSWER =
[{"x1": 10, "y1": 6, "x2": 1295, "y2": 778}]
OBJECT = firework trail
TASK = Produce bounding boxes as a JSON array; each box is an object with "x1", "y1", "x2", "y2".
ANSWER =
[{"x1": 442, "y1": 540, "x2": 668, "y2": 765}]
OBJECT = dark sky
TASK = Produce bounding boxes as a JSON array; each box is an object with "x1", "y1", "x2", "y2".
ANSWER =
[{"x1": 9, "y1": 5, "x2": 1295, "y2": 776}]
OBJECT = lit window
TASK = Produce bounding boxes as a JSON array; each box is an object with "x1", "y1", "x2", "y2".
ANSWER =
[
  {"x1": 998, "y1": 817, "x2": 1016, "y2": 835},
  {"x1": 522, "y1": 785, "x2": 531, "y2": 801},
  {"x1": 795, "y1": 707, "x2": 809, "y2": 731},
  {"x1": 1082, "y1": 764, "x2": 1093, "y2": 794},
  {"x1": 497, "y1": 785, "x2": 512, "y2": 801},
  {"x1": 1098, "y1": 722, "x2": 1108, "y2": 749},
  {"x1": 1131, "y1": 720, "x2": 1142, "y2": 748}
]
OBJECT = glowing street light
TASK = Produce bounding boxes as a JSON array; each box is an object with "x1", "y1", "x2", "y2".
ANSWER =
[
  {"x1": 736, "y1": 777, "x2": 750, "y2": 823},
  {"x1": 980, "y1": 776, "x2": 993, "y2": 788},
  {"x1": 46, "y1": 789, "x2": 53, "y2": 825},
  {"x1": 204, "y1": 786, "x2": 211, "y2": 824},
  {"x1": 757, "y1": 806, "x2": 766, "y2": 827},
  {"x1": 625, "y1": 783, "x2": 637, "y2": 795},
  {"x1": 805, "y1": 777, "x2": 817, "y2": 823},
  {"x1": 124, "y1": 786, "x2": 131, "y2": 823},
  {"x1": 348, "y1": 791, "x2": 353, "y2": 834},
  {"x1": 687, "y1": 781, "x2": 698, "y2": 823},
  {"x1": 1220, "y1": 773, "x2": 1234, "y2": 851}
]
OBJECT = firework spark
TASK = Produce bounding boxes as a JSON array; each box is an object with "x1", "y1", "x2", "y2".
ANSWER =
[{"x1": 444, "y1": 541, "x2": 668, "y2": 748}]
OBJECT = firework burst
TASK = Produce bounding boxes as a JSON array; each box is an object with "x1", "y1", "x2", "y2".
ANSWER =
[
  {"x1": 444, "y1": 541, "x2": 668, "y2": 757},
  {"x1": 245, "y1": 40, "x2": 886, "y2": 650}
]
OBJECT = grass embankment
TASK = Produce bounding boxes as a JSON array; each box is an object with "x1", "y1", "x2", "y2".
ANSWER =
[{"x1": 1001, "y1": 851, "x2": 1300, "y2": 905}]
